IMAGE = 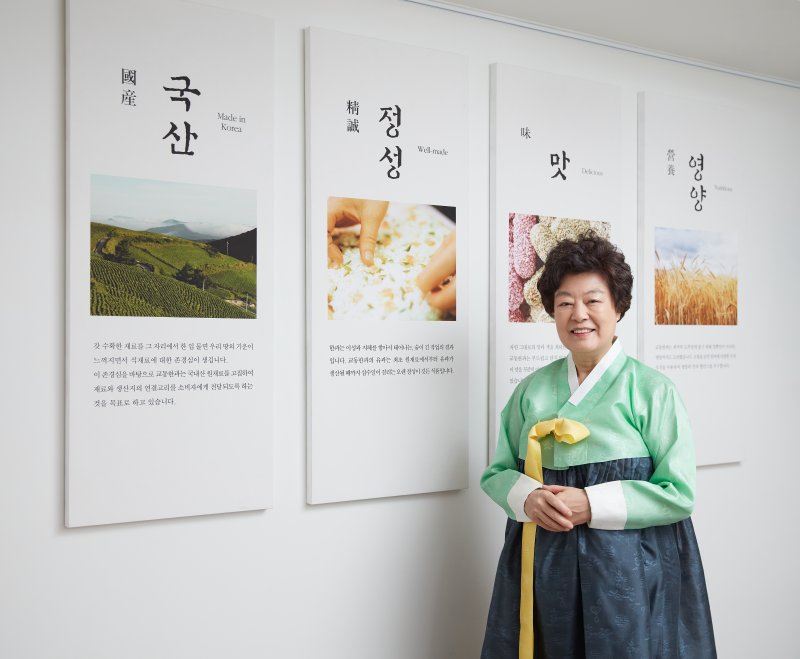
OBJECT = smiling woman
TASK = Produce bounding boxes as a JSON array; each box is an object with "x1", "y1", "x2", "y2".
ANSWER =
[
  {"x1": 537, "y1": 235, "x2": 631, "y2": 378},
  {"x1": 551, "y1": 271, "x2": 620, "y2": 367},
  {"x1": 480, "y1": 233, "x2": 716, "y2": 659}
]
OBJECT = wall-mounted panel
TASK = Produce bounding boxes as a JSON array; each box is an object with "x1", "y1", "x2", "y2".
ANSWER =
[
  {"x1": 66, "y1": 0, "x2": 274, "y2": 526},
  {"x1": 305, "y1": 27, "x2": 469, "y2": 503},
  {"x1": 490, "y1": 63, "x2": 632, "y2": 457},
  {"x1": 638, "y1": 91, "x2": 744, "y2": 466}
]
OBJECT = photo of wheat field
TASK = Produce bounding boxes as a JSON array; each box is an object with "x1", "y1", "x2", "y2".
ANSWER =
[{"x1": 654, "y1": 227, "x2": 737, "y2": 325}]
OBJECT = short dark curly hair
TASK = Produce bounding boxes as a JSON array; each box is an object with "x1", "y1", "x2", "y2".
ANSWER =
[{"x1": 537, "y1": 232, "x2": 633, "y2": 319}]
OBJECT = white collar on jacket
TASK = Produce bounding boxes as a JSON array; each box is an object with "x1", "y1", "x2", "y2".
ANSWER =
[{"x1": 566, "y1": 338, "x2": 623, "y2": 406}]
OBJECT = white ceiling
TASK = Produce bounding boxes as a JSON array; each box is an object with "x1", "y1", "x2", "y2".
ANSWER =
[{"x1": 418, "y1": 0, "x2": 800, "y2": 85}]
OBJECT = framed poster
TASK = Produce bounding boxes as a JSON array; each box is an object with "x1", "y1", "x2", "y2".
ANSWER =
[
  {"x1": 490, "y1": 64, "x2": 630, "y2": 458},
  {"x1": 305, "y1": 28, "x2": 469, "y2": 503},
  {"x1": 66, "y1": 0, "x2": 274, "y2": 526},
  {"x1": 638, "y1": 92, "x2": 744, "y2": 466}
]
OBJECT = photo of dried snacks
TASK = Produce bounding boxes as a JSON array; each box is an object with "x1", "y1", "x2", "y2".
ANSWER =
[
  {"x1": 327, "y1": 198, "x2": 456, "y2": 320},
  {"x1": 655, "y1": 227, "x2": 737, "y2": 325},
  {"x1": 508, "y1": 214, "x2": 610, "y2": 323}
]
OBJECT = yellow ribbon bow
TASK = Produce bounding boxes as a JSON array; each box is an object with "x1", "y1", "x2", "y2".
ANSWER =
[{"x1": 519, "y1": 418, "x2": 590, "y2": 659}]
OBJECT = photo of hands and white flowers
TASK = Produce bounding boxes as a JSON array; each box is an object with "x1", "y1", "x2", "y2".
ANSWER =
[{"x1": 327, "y1": 197, "x2": 456, "y2": 321}]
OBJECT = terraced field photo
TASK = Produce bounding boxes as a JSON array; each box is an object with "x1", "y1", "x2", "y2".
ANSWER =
[{"x1": 90, "y1": 175, "x2": 257, "y2": 318}]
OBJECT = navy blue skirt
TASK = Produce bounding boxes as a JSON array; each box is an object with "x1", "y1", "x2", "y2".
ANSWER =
[{"x1": 481, "y1": 458, "x2": 716, "y2": 659}]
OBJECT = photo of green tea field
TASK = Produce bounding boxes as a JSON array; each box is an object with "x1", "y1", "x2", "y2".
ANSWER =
[
  {"x1": 90, "y1": 175, "x2": 257, "y2": 319},
  {"x1": 654, "y1": 227, "x2": 737, "y2": 326}
]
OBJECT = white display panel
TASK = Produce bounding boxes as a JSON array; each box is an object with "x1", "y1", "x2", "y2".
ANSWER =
[
  {"x1": 638, "y1": 92, "x2": 743, "y2": 466},
  {"x1": 66, "y1": 0, "x2": 274, "y2": 526},
  {"x1": 306, "y1": 28, "x2": 469, "y2": 503},
  {"x1": 490, "y1": 64, "x2": 630, "y2": 458}
]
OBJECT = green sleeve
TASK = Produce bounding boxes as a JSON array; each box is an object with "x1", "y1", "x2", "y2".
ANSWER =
[
  {"x1": 621, "y1": 382, "x2": 696, "y2": 529},
  {"x1": 480, "y1": 374, "x2": 540, "y2": 521}
]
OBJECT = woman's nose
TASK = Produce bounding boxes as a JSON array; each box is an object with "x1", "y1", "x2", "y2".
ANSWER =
[{"x1": 571, "y1": 302, "x2": 588, "y2": 320}]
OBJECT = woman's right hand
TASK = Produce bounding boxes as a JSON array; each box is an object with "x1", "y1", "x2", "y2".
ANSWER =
[{"x1": 524, "y1": 487, "x2": 574, "y2": 532}]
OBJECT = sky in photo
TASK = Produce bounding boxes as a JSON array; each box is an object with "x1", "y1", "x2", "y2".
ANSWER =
[
  {"x1": 655, "y1": 227, "x2": 737, "y2": 274},
  {"x1": 91, "y1": 174, "x2": 256, "y2": 235}
]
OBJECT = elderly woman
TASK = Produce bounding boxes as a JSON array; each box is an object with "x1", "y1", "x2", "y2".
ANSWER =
[{"x1": 481, "y1": 234, "x2": 716, "y2": 659}]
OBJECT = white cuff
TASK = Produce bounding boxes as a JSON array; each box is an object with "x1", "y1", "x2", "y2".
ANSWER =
[
  {"x1": 507, "y1": 474, "x2": 542, "y2": 522},
  {"x1": 586, "y1": 480, "x2": 627, "y2": 530}
]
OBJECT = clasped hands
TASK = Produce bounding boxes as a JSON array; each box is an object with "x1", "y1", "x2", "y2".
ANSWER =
[{"x1": 523, "y1": 485, "x2": 591, "y2": 532}]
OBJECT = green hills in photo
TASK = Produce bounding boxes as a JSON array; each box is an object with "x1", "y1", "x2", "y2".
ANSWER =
[{"x1": 90, "y1": 222, "x2": 257, "y2": 319}]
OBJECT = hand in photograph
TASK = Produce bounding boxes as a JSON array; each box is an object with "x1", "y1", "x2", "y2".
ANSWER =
[
  {"x1": 417, "y1": 230, "x2": 456, "y2": 312},
  {"x1": 327, "y1": 197, "x2": 389, "y2": 267}
]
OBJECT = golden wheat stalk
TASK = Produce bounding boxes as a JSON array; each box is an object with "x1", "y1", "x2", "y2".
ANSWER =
[{"x1": 655, "y1": 252, "x2": 737, "y2": 325}]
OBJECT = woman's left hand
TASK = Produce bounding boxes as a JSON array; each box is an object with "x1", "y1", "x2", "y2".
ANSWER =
[{"x1": 542, "y1": 485, "x2": 592, "y2": 526}]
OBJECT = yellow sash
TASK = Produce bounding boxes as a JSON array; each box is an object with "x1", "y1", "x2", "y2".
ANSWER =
[{"x1": 519, "y1": 418, "x2": 590, "y2": 659}]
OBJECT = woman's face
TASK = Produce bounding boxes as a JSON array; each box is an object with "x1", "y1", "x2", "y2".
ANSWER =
[{"x1": 553, "y1": 271, "x2": 620, "y2": 362}]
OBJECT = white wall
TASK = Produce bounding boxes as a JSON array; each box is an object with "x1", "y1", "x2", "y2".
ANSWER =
[{"x1": 1, "y1": 1, "x2": 798, "y2": 657}]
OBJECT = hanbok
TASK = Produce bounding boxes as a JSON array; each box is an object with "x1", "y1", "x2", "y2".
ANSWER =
[{"x1": 481, "y1": 342, "x2": 716, "y2": 659}]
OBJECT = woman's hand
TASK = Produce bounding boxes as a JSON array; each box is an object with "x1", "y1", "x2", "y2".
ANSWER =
[
  {"x1": 543, "y1": 484, "x2": 592, "y2": 526},
  {"x1": 523, "y1": 488, "x2": 574, "y2": 532}
]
